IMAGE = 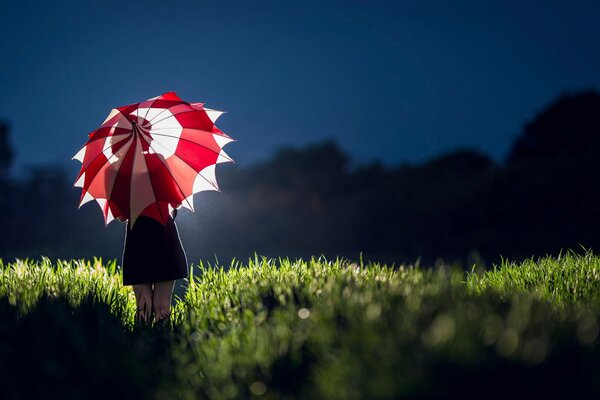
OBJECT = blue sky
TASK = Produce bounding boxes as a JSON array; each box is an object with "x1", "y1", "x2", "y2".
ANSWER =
[{"x1": 1, "y1": 0, "x2": 599, "y2": 174}]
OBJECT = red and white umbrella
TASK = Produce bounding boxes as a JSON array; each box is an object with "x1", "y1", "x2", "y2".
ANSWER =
[{"x1": 73, "y1": 91, "x2": 234, "y2": 226}]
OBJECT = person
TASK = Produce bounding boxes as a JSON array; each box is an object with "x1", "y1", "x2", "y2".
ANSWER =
[{"x1": 121, "y1": 208, "x2": 188, "y2": 324}]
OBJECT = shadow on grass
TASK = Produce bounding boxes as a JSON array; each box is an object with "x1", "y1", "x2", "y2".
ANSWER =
[{"x1": 0, "y1": 294, "x2": 175, "y2": 400}]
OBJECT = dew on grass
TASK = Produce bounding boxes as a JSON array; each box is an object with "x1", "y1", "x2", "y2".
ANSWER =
[
  {"x1": 249, "y1": 381, "x2": 267, "y2": 396},
  {"x1": 422, "y1": 314, "x2": 456, "y2": 347},
  {"x1": 497, "y1": 328, "x2": 519, "y2": 357},
  {"x1": 298, "y1": 308, "x2": 310, "y2": 319},
  {"x1": 577, "y1": 314, "x2": 599, "y2": 345},
  {"x1": 521, "y1": 339, "x2": 548, "y2": 365},
  {"x1": 366, "y1": 303, "x2": 381, "y2": 320}
]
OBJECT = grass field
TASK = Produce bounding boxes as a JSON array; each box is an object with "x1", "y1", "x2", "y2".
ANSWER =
[{"x1": 1, "y1": 251, "x2": 599, "y2": 399}]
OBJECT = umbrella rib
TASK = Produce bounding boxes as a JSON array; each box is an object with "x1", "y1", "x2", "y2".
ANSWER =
[
  {"x1": 144, "y1": 101, "x2": 194, "y2": 125},
  {"x1": 139, "y1": 138, "x2": 167, "y2": 224},
  {"x1": 149, "y1": 132, "x2": 234, "y2": 162},
  {"x1": 142, "y1": 95, "x2": 163, "y2": 122},
  {"x1": 75, "y1": 135, "x2": 132, "y2": 181},
  {"x1": 150, "y1": 125, "x2": 233, "y2": 139},
  {"x1": 145, "y1": 107, "x2": 171, "y2": 124},
  {"x1": 111, "y1": 108, "x2": 135, "y2": 128},
  {"x1": 185, "y1": 156, "x2": 220, "y2": 192},
  {"x1": 142, "y1": 134, "x2": 220, "y2": 192},
  {"x1": 168, "y1": 149, "x2": 220, "y2": 192},
  {"x1": 78, "y1": 137, "x2": 133, "y2": 203},
  {"x1": 75, "y1": 133, "x2": 131, "y2": 157},
  {"x1": 141, "y1": 99, "x2": 190, "y2": 124},
  {"x1": 99, "y1": 108, "x2": 132, "y2": 130},
  {"x1": 148, "y1": 107, "x2": 202, "y2": 127},
  {"x1": 104, "y1": 135, "x2": 137, "y2": 220},
  {"x1": 139, "y1": 135, "x2": 195, "y2": 211}
]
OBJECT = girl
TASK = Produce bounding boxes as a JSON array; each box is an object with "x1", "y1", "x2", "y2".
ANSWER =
[{"x1": 121, "y1": 209, "x2": 187, "y2": 323}]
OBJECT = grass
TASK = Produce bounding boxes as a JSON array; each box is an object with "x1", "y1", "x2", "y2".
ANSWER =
[
  {"x1": 1, "y1": 251, "x2": 599, "y2": 399},
  {"x1": 466, "y1": 250, "x2": 600, "y2": 308}
]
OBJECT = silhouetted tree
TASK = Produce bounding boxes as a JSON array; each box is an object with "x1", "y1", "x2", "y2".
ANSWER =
[
  {"x1": 0, "y1": 121, "x2": 14, "y2": 180},
  {"x1": 508, "y1": 90, "x2": 600, "y2": 163},
  {"x1": 501, "y1": 89, "x2": 600, "y2": 258},
  {"x1": 0, "y1": 122, "x2": 16, "y2": 247}
]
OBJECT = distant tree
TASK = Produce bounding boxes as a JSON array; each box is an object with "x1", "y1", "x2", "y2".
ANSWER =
[
  {"x1": 507, "y1": 90, "x2": 600, "y2": 163},
  {"x1": 0, "y1": 121, "x2": 14, "y2": 180},
  {"x1": 0, "y1": 122, "x2": 15, "y2": 248},
  {"x1": 501, "y1": 89, "x2": 600, "y2": 259},
  {"x1": 253, "y1": 140, "x2": 349, "y2": 196},
  {"x1": 427, "y1": 149, "x2": 494, "y2": 174}
]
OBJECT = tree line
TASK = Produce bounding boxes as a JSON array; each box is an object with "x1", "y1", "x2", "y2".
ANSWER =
[{"x1": 1, "y1": 90, "x2": 599, "y2": 267}]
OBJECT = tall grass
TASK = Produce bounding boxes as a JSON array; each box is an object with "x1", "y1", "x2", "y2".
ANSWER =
[
  {"x1": 0, "y1": 257, "x2": 134, "y2": 323},
  {"x1": 466, "y1": 249, "x2": 600, "y2": 309},
  {"x1": 1, "y1": 251, "x2": 599, "y2": 399}
]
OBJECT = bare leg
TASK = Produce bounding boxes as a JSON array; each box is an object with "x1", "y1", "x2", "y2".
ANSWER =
[
  {"x1": 153, "y1": 280, "x2": 175, "y2": 322},
  {"x1": 132, "y1": 283, "x2": 153, "y2": 323}
]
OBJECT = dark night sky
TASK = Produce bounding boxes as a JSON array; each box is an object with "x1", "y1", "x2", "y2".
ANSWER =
[{"x1": 1, "y1": 0, "x2": 599, "y2": 175}]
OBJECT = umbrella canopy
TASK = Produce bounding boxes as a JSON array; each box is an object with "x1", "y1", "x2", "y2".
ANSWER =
[{"x1": 73, "y1": 91, "x2": 234, "y2": 226}]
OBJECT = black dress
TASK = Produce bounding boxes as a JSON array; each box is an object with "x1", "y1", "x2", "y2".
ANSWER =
[{"x1": 121, "y1": 209, "x2": 188, "y2": 285}]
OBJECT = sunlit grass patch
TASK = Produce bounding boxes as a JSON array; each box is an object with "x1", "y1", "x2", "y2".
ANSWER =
[
  {"x1": 466, "y1": 249, "x2": 600, "y2": 309},
  {"x1": 0, "y1": 256, "x2": 135, "y2": 324}
]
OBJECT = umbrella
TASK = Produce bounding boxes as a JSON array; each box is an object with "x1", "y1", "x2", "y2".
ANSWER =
[{"x1": 73, "y1": 91, "x2": 234, "y2": 226}]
